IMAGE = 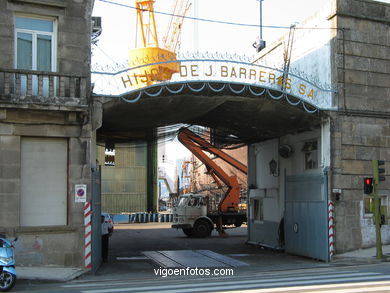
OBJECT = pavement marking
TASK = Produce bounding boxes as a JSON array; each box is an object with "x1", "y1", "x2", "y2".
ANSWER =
[
  {"x1": 142, "y1": 250, "x2": 244, "y2": 268},
  {"x1": 207, "y1": 281, "x2": 390, "y2": 293},
  {"x1": 142, "y1": 251, "x2": 184, "y2": 268},
  {"x1": 197, "y1": 250, "x2": 249, "y2": 267},
  {"x1": 62, "y1": 270, "x2": 356, "y2": 288},
  {"x1": 78, "y1": 272, "x2": 388, "y2": 292},
  {"x1": 116, "y1": 256, "x2": 149, "y2": 260},
  {"x1": 64, "y1": 272, "x2": 377, "y2": 288}
]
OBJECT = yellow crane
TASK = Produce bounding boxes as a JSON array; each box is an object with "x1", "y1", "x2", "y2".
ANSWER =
[
  {"x1": 163, "y1": 0, "x2": 191, "y2": 53},
  {"x1": 127, "y1": 0, "x2": 190, "y2": 89}
]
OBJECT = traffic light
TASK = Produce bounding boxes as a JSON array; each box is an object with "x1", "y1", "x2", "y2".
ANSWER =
[
  {"x1": 377, "y1": 160, "x2": 386, "y2": 182},
  {"x1": 364, "y1": 177, "x2": 373, "y2": 194}
]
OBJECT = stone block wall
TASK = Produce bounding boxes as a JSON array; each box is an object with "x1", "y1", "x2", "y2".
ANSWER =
[
  {"x1": 331, "y1": 0, "x2": 390, "y2": 252},
  {"x1": 0, "y1": 108, "x2": 92, "y2": 266},
  {"x1": 0, "y1": 0, "x2": 96, "y2": 267}
]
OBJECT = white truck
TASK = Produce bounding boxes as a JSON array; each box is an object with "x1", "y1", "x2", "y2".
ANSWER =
[
  {"x1": 172, "y1": 193, "x2": 247, "y2": 237},
  {"x1": 171, "y1": 128, "x2": 248, "y2": 238}
]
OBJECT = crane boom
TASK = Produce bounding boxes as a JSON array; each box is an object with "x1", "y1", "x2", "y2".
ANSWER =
[
  {"x1": 178, "y1": 128, "x2": 247, "y2": 212},
  {"x1": 163, "y1": 0, "x2": 191, "y2": 52}
]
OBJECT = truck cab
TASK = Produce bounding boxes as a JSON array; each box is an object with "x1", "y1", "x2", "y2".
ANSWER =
[{"x1": 172, "y1": 194, "x2": 214, "y2": 237}]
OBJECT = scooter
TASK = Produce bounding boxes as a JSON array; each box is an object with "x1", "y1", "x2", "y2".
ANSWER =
[{"x1": 0, "y1": 237, "x2": 17, "y2": 292}]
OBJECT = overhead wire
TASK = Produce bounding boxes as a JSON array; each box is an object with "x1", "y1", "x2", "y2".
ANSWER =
[{"x1": 97, "y1": 0, "x2": 337, "y2": 31}]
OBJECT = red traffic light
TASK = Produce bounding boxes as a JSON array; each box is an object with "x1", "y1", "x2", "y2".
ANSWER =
[{"x1": 364, "y1": 177, "x2": 373, "y2": 194}]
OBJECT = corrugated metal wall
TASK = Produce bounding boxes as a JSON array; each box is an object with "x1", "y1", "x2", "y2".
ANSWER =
[{"x1": 97, "y1": 144, "x2": 147, "y2": 213}]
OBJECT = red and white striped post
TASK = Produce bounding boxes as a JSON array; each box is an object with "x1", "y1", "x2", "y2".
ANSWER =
[
  {"x1": 328, "y1": 200, "x2": 335, "y2": 260},
  {"x1": 84, "y1": 201, "x2": 92, "y2": 269}
]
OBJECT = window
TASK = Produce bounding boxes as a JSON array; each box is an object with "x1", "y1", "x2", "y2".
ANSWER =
[
  {"x1": 302, "y1": 140, "x2": 318, "y2": 170},
  {"x1": 364, "y1": 197, "x2": 375, "y2": 215},
  {"x1": 15, "y1": 16, "x2": 56, "y2": 95},
  {"x1": 252, "y1": 199, "x2": 263, "y2": 222},
  {"x1": 364, "y1": 195, "x2": 388, "y2": 217}
]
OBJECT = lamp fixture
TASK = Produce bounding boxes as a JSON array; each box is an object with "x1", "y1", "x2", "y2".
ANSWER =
[{"x1": 269, "y1": 158, "x2": 279, "y2": 177}]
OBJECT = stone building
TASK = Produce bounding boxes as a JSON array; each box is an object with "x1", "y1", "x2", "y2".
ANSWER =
[
  {"x1": 0, "y1": 0, "x2": 389, "y2": 270},
  {"x1": 248, "y1": 0, "x2": 390, "y2": 257},
  {"x1": 330, "y1": 0, "x2": 390, "y2": 252},
  {"x1": 0, "y1": 0, "x2": 96, "y2": 267}
]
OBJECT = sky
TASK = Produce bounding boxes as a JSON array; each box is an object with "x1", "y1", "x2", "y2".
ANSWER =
[
  {"x1": 91, "y1": 0, "x2": 390, "y2": 161},
  {"x1": 91, "y1": 0, "x2": 330, "y2": 67}
]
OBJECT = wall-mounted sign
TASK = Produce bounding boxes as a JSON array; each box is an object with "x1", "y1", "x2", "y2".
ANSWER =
[
  {"x1": 91, "y1": 54, "x2": 336, "y2": 111},
  {"x1": 75, "y1": 184, "x2": 87, "y2": 203}
]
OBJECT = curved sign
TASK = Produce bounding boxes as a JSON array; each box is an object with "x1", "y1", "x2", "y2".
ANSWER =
[{"x1": 92, "y1": 55, "x2": 336, "y2": 111}]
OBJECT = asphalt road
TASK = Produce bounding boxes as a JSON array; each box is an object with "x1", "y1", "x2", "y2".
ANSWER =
[
  {"x1": 14, "y1": 263, "x2": 390, "y2": 293},
  {"x1": 12, "y1": 223, "x2": 390, "y2": 292},
  {"x1": 94, "y1": 222, "x2": 323, "y2": 277}
]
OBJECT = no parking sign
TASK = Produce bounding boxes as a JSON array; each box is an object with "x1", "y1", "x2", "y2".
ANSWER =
[{"x1": 75, "y1": 184, "x2": 87, "y2": 203}]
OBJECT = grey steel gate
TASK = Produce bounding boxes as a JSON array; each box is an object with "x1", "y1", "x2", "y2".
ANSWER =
[
  {"x1": 91, "y1": 167, "x2": 102, "y2": 273},
  {"x1": 285, "y1": 172, "x2": 329, "y2": 261}
]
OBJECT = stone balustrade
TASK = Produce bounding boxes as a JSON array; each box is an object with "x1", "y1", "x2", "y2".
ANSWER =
[{"x1": 0, "y1": 68, "x2": 88, "y2": 106}]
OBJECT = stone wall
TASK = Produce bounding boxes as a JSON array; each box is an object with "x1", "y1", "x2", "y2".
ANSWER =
[
  {"x1": 331, "y1": 0, "x2": 390, "y2": 252},
  {"x1": 0, "y1": 108, "x2": 92, "y2": 266},
  {"x1": 0, "y1": 0, "x2": 95, "y2": 267}
]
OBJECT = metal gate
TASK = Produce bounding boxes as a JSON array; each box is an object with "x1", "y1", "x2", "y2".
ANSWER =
[
  {"x1": 91, "y1": 167, "x2": 102, "y2": 273},
  {"x1": 285, "y1": 172, "x2": 329, "y2": 261}
]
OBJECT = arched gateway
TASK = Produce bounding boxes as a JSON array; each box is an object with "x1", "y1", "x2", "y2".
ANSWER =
[
  {"x1": 92, "y1": 54, "x2": 336, "y2": 262},
  {"x1": 93, "y1": 55, "x2": 335, "y2": 142}
]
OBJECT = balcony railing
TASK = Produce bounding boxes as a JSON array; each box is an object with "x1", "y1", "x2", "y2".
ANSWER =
[{"x1": 0, "y1": 68, "x2": 88, "y2": 105}]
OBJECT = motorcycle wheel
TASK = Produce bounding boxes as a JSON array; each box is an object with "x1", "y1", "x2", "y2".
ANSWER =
[{"x1": 0, "y1": 271, "x2": 16, "y2": 292}]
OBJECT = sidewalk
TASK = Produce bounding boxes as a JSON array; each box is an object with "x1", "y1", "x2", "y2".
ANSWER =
[
  {"x1": 17, "y1": 266, "x2": 87, "y2": 282},
  {"x1": 16, "y1": 245, "x2": 390, "y2": 282},
  {"x1": 333, "y1": 244, "x2": 390, "y2": 263}
]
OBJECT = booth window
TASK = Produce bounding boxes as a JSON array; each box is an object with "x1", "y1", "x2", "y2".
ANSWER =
[
  {"x1": 302, "y1": 140, "x2": 318, "y2": 170},
  {"x1": 252, "y1": 199, "x2": 263, "y2": 221}
]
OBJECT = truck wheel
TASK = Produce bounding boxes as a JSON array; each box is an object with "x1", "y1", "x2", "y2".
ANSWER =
[
  {"x1": 182, "y1": 228, "x2": 194, "y2": 237},
  {"x1": 193, "y1": 219, "x2": 212, "y2": 238},
  {"x1": 234, "y1": 221, "x2": 242, "y2": 227}
]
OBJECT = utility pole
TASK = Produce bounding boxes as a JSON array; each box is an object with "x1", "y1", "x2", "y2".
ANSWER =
[
  {"x1": 259, "y1": 0, "x2": 263, "y2": 41},
  {"x1": 372, "y1": 159, "x2": 384, "y2": 260},
  {"x1": 253, "y1": 0, "x2": 266, "y2": 52}
]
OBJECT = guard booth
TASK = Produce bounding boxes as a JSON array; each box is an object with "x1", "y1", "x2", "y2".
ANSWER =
[{"x1": 247, "y1": 124, "x2": 331, "y2": 262}]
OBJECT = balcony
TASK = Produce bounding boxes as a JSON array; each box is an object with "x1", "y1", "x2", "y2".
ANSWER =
[{"x1": 0, "y1": 68, "x2": 88, "y2": 106}]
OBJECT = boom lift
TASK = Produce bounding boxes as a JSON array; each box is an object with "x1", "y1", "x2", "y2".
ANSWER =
[{"x1": 172, "y1": 128, "x2": 248, "y2": 237}]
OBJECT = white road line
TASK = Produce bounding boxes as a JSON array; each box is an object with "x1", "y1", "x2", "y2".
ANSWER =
[
  {"x1": 80, "y1": 274, "x2": 390, "y2": 293},
  {"x1": 62, "y1": 271, "x2": 371, "y2": 288},
  {"x1": 208, "y1": 280, "x2": 390, "y2": 293}
]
